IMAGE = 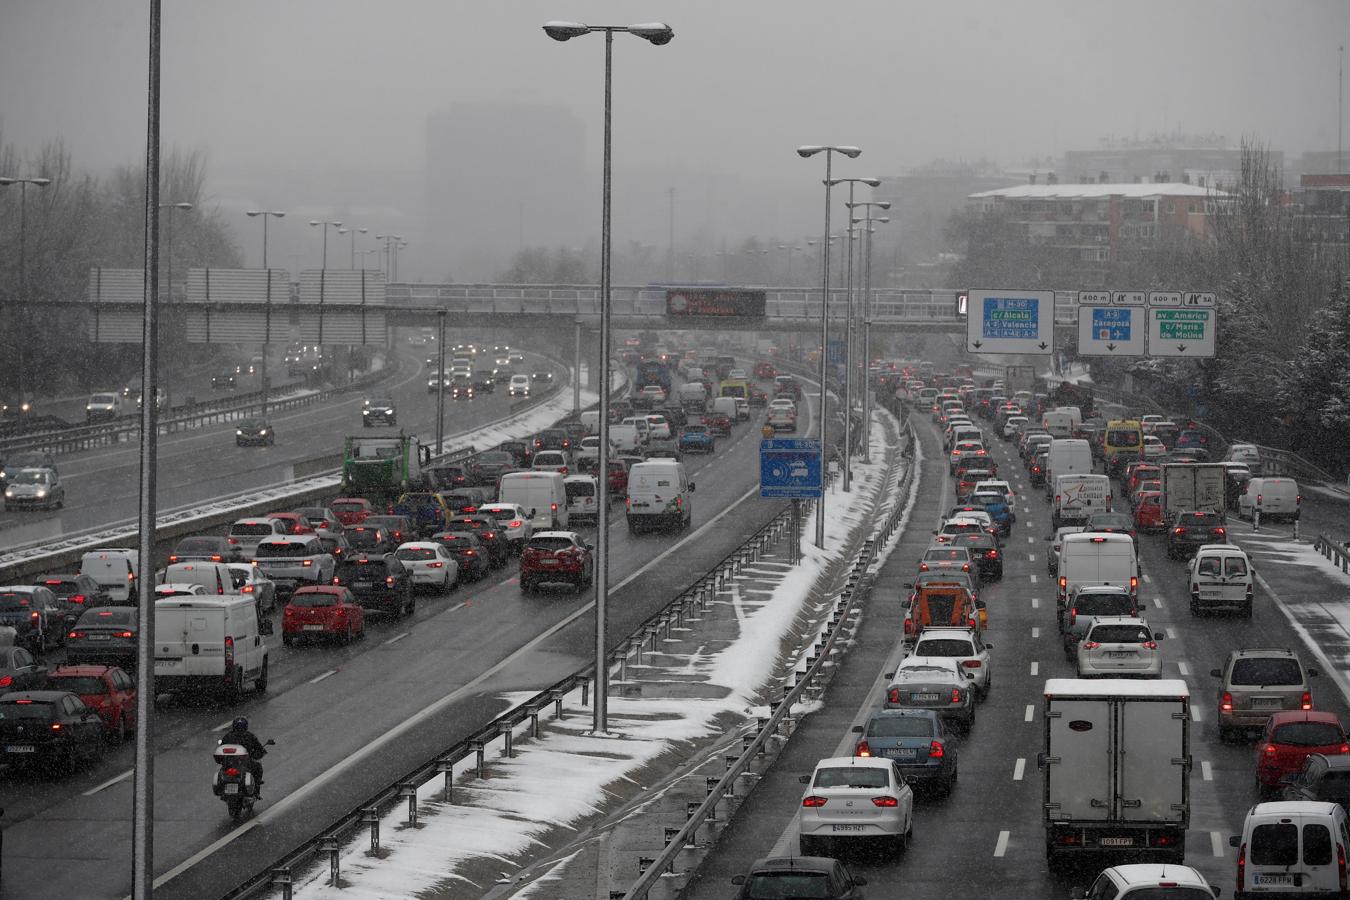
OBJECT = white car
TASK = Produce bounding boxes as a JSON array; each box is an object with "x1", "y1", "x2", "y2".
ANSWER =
[
  {"x1": 394, "y1": 541, "x2": 459, "y2": 591},
  {"x1": 1072, "y1": 863, "x2": 1217, "y2": 900},
  {"x1": 477, "y1": 503, "x2": 533, "y2": 551},
  {"x1": 508, "y1": 375, "x2": 531, "y2": 397},
  {"x1": 575, "y1": 435, "x2": 601, "y2": 470},
  {"x1": 1141, "y1": 435, "x2": 1168, "y2": 459},
  {"x1": 912, "y1": 626, "x2": 993, "y2": 701},
  {"x1": 155, "y1": 583, "x2": 208, "y2": 598},
  {"x1": 638, "y1": 385, "x2": 667, "y2": 405},
  {"x1": 797, "y1": 756, "x2": 914, "y2": 857},
  {"x1": 1047, "y1": 525, "x2": 1085, "y2": 576},
  {"x1": 532, "y1": 451, "x2": 570, "y2": 476},
  {"x1": 1002, "y1": 415, "x2": 1029, "y2": 438},
  {"x1": 973, "y1": 479, "x2": 1014, "y2": 505},
  {"x1": 1075, "y1": 616, "x2": 1164, "y2": 678},
  {"x1": 564, "y1": 475, "x2": 599, "y2": 525},
  {"x1": 226, "y1": 563, "x2": 278, "y2": 613},
  {"x1": 645, "y1": 415, "x2": 672, "y2": 440}
]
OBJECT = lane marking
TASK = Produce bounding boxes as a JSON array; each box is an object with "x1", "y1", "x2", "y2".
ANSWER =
[
  {"x1": 1024, "y1": 705, "x2": 1034, "y2": 722},
  {"x1": 1013, "y1": 758, "x2": 1026, "y2": 781},
  {"x1": 384, "y1": 632, "x2": 410, "y2": 646},
  {"x1": 1029, "y1": 574, "x2": 1038, "y2": 584},
  {"x1": 307, "y1": 669, "x2": 337, "y2": 685},
  {"x1": 1031, "y1": 597, "x2": 1040, "y2": 609},
  {"x1": 1190, "y1": 703, "x2": 1204, "y2": 723},
  {"x1": 1166, "y1": 626, "x2": 1178, "y2": 640},
  {"x1": 1153, "y1": 596, "x2": 1165, "y2": 610},
  {"x1": 993, "y1": 830, "x2": 1010, "y2": 857},
  {"x1": 211, "y1": 720, "x2": 234, "y2": 733},
  {"x1": 1177, "y1": 661, "x2": 1190, "y2": 676},
  {"x1": 1027, "y1": 553, "x2": 1036, "y2": 562},
  {"x1": 1031, "y1": 627, "x2": 1040, "y2": 639},
  {"x1": 1027, "y1": 536, "x2": 1035, "y2": 544},
  {"x1": 1211, "y1": 830, "x2": 1224, "y2": 857},
  {"x1": 1202, "y1": 760, "x2": 1213, "y2": 781},
  {"x1": 1142, "y1": 573, "x2": 1152, "y2": 583},
  {"x1": 83, "y1": 768, "x2": 133, "y2": 796},
  {"x1": 1030, "y1": 661, "x2": 1039, "y2": 676}
]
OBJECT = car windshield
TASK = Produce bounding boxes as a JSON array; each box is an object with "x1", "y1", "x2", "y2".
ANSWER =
[
  {"x1": 290, "y1": 592, "x2": 338, "y2": 608},
  {"x1": 1088, "y1": 624, "x2": 1151, "y2": 643},
  {"x1": 10, "y1": 470, "x2": 47, "y2": 485},
  {"x1": 1111, "y1": 891, "x2": 1212, "y2": 900},
  {"x1": 683, "y1": 426, "x2": 706, "y2": 434},
  {"x1": 1180, "y1": 512, "x2": 1220, "y2": 525},
  {"x1": 900, "y1": 664, "x2": 952, "y2": 676},
  {"x1": 395, "y1": 548, "x2": 438, "y2": 561},
  {"x1": 1273, "y1": 722, "x2": 1345, "y2": 747},
  {"x1": 239, "y1": 419, "x2": 265, "y2": 429},
  {"x1": 867, "y1": 716, "x2": 935, "y2": 738},
  {"x1": 527, "y1": 537, "x2": 575, "y2": 552},
  {"x1": 49, "y1": 676, "x2": 109, "y2": 694},
  {"x1": 348, "y1": 531, "x2": 383, "y2": 548},
  {"x1": 1231, "y1": 658, "x2": 1303, "y2": 685},
  {"x1": 744, "y1": 872, "x2": 831, "y2": 899},
  {"x1": 813, "y1": 766, "x2": 888, "y2": 789},
  {"x1": 914, "y1": 639, "x2": 974, "y2": 657},
  {"x1": 1088, "y1": 515, "x2": 1132, "y2": 529},
  {"x1": 924, "y1": 549, "x2": 968, "y2": 561}
]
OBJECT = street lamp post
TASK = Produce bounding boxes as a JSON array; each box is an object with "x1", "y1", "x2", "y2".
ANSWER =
[
  {"x1": 777, "y1": 244, "x2": 801, "y2": 285},
  {"x1": 246, "y1": 209, "x2": 285, "y2": 417},
  {"x1": 828, "y1": 178, "x2": 879, "y2": 493},
  {"x1": 309, "y1": 219, "x2": 344, "y2": 269},
  {"x1": 159, "y1": 201, "x2": 193, "y2": 303},
  {"x1": 338, "y1": 226, "x2": 368, "y2": 269},
  {"x1": 376, "y1": 233, "x2": 404, "y2": 280},
  {"x1": 544, "y1": 18, "x2": 673, "y2": 736},
  {"x1": 0, "y1": 175, "x2": 52, "y2": 404},
  {"x1": 797, "y1": 145, "x2": 861, "y2": 547},
  {"x1": 848, "y1": 201, "x2": 890, "y2": 462}
]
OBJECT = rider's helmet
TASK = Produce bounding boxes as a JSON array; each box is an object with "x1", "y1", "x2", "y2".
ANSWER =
[{"x1": 232, "y1": 716, "x2": 249, "y2": 732}]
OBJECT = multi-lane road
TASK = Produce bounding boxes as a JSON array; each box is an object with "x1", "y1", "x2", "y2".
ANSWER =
[{"x1": 684, "y1": 403, "x2": 1350, "y2": 899}]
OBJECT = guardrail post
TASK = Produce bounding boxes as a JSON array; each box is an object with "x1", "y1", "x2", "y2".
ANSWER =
[
  {"x1": 271, "y1": 868, "x2": 294, "y2": 900},
  {"x1": 529, "y1": 706, "x2": 542, "y2": 739},
  {"x1": 471, "y1": 740, "x2": 486, "y2": 779},
  {"x1": 322, "y1": 836, "x2": 341, "y2": 886},
  {"x1": 401, "y1": 782, "x2": 419, "y2": 827},
  {"x1": 551, "y1": 688, "x2": 565, "y2": 720},
  {"x1": 501, "y1": 722, "x2": 514, "y2": 759},
  {"x1": 362, "y1": 807, "x2": 381, "y2": 852},
  {"x1": 437, "y1": 759, "x2": 455, "y2": 802},
  {"x1": 581, "y1": 678, "x2": 590, "y2": 708},
  {"x1": 705, "y1": 778, "x2": 719, "y2": 821}
]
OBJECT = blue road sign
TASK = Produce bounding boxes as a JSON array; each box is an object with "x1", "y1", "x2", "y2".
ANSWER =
[
  {"x1": 826, "y1": 339, "x2": 847, "y2": 365},
  {"x1": 981, "y1": 296, "x2": 1039, "y2": 340},
  {"x1": 760, "y1": 438, "x2": 822, "y2": 499},
  {"x1": 1091, "y1": 307, "x2": 1132, "y2": 342},
  {"x1": 965, "y1": 290, "x2": 1054, "y2": 354}
]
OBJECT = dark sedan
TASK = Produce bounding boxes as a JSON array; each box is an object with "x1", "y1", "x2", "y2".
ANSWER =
[
  {"x1": 952, "y1": 532, "x2": 1003, "y2": 581},
  {"x1": 852, "y1": 708, "x2": 958, "y2": 794},
  {"x1": 731, "y1": 856, "x2": 866, "y2": 899},
  {"x1": 65, "y1": 607, "x2": 140, "y2": 668},
  {"x1": 497, "y1": 441, "x2": 534, "y2": 467},
  {"x1": 531, "y1": 370, "x2": 554, "y2": 383},
  {"x1": 235, "y1": 418, "x2": 275, "y2": 446},
  {"x1": 430, "y1": 532, "x2": 491, "y2": 581},
  {"x1": 0, "y1": 691, "x2": 106, "y2": 771},
  {"x1": 1165, "y1": 509, "x2": 1227, "y2": 559},
  {"x1": 468, "y1": 451, "x2": 518, "y2": 486},
  {"x1": 168, "y1": 535, "x2": 241, "y2": 564},
  {"x1": 0, "y1": 646, "x2": 46, "y2": 692},
  {"x1": 439, "y1": 516, "x2": 509, "y2": 568},
  {"x1": 361, "y1": 397, "x2": 397, "y2": 427},
  {"x1": 35, "y1": 574, "x2": 112, "y2": 610}
]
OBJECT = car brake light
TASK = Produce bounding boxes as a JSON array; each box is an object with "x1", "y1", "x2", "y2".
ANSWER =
[
  {"x1": 855, "y1": 740, "x2": 871, "y2": 757},
  {"x1": 1083, "y1": 641, "x2": 1100, "y2": 650},
  {"x1": 302, "y1": 559, "x2": 313, "y2": 567},
  {"x1": 929, "y1": 740, "x2": 944, "y2": 758},
  {"x1": 950, "y1": 688, "x2": 962, "y2": 703},
  {"x1": 1261, "y1": 742, "x2": 1277, "y2": 756},
  {"x1": 1237, "y1": 842, "x2": 1246, "y2": 888},
  {"x1": 51, "y1": 723, "x2": 62, "y2": 732},
  {"x1": 1303, "y1": 691, "x2": 1313, "y2": 710},
  {"x1": 509, "y1": 520, "x2": 522, "y2": 528},
  {"x1": 1069, "y1": 608, "x2": 1077, "y2": 625},
  {"x1": 1130, "y1": 576, "x2": 1138, "y2": 591},
  {"x1": 1059, "y1": 576, "x2": 1066, "y2": 592},
  {"x1": 1256, "y1": 493, "x2": 1263, "y2": 504},
  {"x1": 386, "y1": 576, "x2": 396, "y2": 586},
  {"x1": 223, "y1": 635, "x2": 234, "y2": 680},
  {"x1": 115, "y1": 630, "x2": 134, "y2": 639},
  {"x1": 1173, "y1": 527, "x2": 1185, "y2": 534},
  {"x1": 1141, "y1": 640, "x2": 1157, "y2": 650},
  {"x1": 962, "y1": 659, "x2": 981, "y2": 668},
  {"x1": 871, "y1": 796, "x2": 898, "y2": 807},
  {"x1": 168, "y1": 555, "x2": 179, "y2": 563},
  {"x1": 961, "y1": 563, "x2": 970, "y2": 572},
  {"x1": 918, "y1": 563, "x2": 929, "y2": 572},
  {"x1": 987, "y1": 550, "x2": 998, "y2": 559},
  {"x1": 228, "y1": 537, "x2": 239, "y2": 545},
  {"x1": 30, "y1": 611, "x2": 39, "y2": 621},
  {"x1": 1221, "y1": 691, "x2": 1233, "y2": 712},
  {"x1": 887, "y1": 688, "x2": 900, "y2": 703},
  {"x1": 0, "y1": 676, "x2": 10, "y2": 688},
  {"x1": 225, "y1": 766, "x2": 241, "y2": 778}
]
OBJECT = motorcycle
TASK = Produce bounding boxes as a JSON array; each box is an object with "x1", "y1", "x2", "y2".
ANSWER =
[{"x1": 212, "y1": 738, "x2": 274, "y2": 821}]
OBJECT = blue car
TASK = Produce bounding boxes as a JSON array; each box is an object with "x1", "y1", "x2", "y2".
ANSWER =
[
  {"x1": 677, "y1": 424, "x2": 716, "y2": 454},
  {"x1": 967, "y1": 491, "x2": 1015, "y2": 536},
  {"x1": 851, "y1": 708, "x2": 958, "y2": 795}
]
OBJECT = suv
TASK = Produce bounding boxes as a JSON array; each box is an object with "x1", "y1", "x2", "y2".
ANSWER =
[
  {"x1": 508, "y1": 374, "x2": 531, "y2": 397},
  {"x1": 332, "y1": 555, "x2": 414, "y2": 617},
  {"x1": 912, "y1": 626, "x2": 992, "y2": 701},
  {"x1": 251, "y1": 536, "x2": 336, "y2": 596},
  {"x1": 519, "y1": 531, "x2": 594, "y2": 594},
  {"x1": 1165, "y1": 509, "x2": 1226, "y2": 559},
  {"x1": 533, "y1": 429, "x2": 571, "y2": 453},
  {"x1": 361, "y1": 397, "x2": 397, "y2": 427},
  {"x1": 1213, "y1": 648, "x2": 1319, "y2": 740}
]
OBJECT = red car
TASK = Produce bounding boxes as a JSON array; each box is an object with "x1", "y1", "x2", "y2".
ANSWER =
[
  {"x1": 45, "y1": 664, "x2": 137, "y2": 741},
  {"x1": 704, "y1": 412, "x2": 733, "y2": 437},
  {"x1": 1125, "y1": 463, "x2": 1161, "y2": 496},
  {"x1": 283, "y1": 586, "x2": 365, "y2": 645},
  {"x1": 1134, "y1": 491, "x2": 1165, "y2": 532},
  {"x1": 1256, "y1": 710, "x2": 1350, "y2": 794},
  {"x1": 329, "y1": 498, "x2": 375, "y2": 527},
  {"x1": 753, "y1": 361, "x2": 777, "y2": 379},
  {"x1": 519, "y1": 531, "x2": 594, "y2": 594},
  {"x1": 607, "y1": 460, "x2": 629, "y2": 498},
  {"x1": 266, "y1": 512, "x2": 314, "y2": 535}
]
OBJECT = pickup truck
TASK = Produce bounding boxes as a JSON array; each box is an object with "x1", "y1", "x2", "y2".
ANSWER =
[{"x1": 251, "y1": 536, "x2": 335, "y2": 598}]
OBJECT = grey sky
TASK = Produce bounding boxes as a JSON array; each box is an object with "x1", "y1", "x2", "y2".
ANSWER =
[{"x1": 1, "y1": 0, "x2": 1346, "y2": 277}]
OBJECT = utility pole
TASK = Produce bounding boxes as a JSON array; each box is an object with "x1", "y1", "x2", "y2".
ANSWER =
[{"x1": 667, "y1": 187, "x2": 675, "y2": 282}]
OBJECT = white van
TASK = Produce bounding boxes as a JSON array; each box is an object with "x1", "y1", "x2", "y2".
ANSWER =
[
  {"x1": 1056, "y1": 532, "x2": 1139, "y2": 620},
  {"x1": 711, "y1": 396, "x2": 739, "y2": 423},
  {"x1": 1231, "y1": 801, "x2": 1350, "y2": 898},
  {"x1": 608, "y1": 423, "x2": 643, "y2": 453},
  {"x1": 578, "y1": 410, "x2": 601, "y2": 436},
  {"x1": 1045, "y1": 439, "x2": 1093, "y2": 495},
  {"x1": 154, "y1": 594, "x2": 271, "y2": 701},
  {"x1": 1052, "y1": 473, "x2": 1112, "y2": 528},
  {"x1": 157, "y1": 561, "x2": 233, "y2": 595},
  {"x1": 1188, "y1": 543, "x2": 1254, "y2": 617},
  {"x1": 1239, "y1": 476, "x2": 1301, "y2": 522},
  {"x1": 227, "y1": 517, "x2": 290, "y2": 559},
  {"x1": 564, "y1": 474, "x2": 599, "y2": 525},
  {"x1": 625, "y1": 460, "x2": 694, "y2": 534},
  {"x1": 79, "y1": 548, "x2": 139, "y2": 604},
  {"x1": 85, "y1": 391, "x2": 126, "y2": 423},
  {"x1": 498, "y1": 471, "x2": 569, "y2": 531}
]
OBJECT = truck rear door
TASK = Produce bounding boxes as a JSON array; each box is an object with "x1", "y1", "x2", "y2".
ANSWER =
[
  {"x1": 1117, "y1": 698, "x2": 1188, "y2": 823},
  {"x1": 1047, "y1": 699, "x2": 1112, "y2": 821}
]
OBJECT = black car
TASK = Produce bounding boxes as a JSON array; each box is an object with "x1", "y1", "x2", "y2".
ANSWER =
[
  {"x1": 1083, "y1": 511, "x2": 1138, "y2": 547},
  {"x1": 0, "y1": 646, "x2": 46, "y2": 692},
  {"x1": 316, "y1": 531, "x2": 351, "y2": 563},
  {"x1": 0, "y1": 587, "x2": 68, "y2": 652},
  {"x1": 468, "y1": 451, "x2": 518, "y2": 487},
  {"x1": 0, "y1": 691, "x2": 106, "y2": 771},
  {"x1": 361, "y1": 397, "x2": 397, "y2": 427},
  {"x1": 34, "y1": 574, "x2": 112, "y2": 610},
  {"x1": 428, "y1": 464, "x2": 470, "y2": 490},
  {"x1": 952, "y1": 531, "x2": 1003, "y2": 580},
  {"x1": 65, "y1": 607, "x2": 140, "y2": 668},
  {"x1": 345, "y1": 525, "x2": 396, "y2": 556},
  {"x1": 429, "y1": 532, "x2": 490, "y2": 581},
  {"x1": 443, "y1": 488, "x2": 488, "y2": 516},
  {"x1": 1165, "y1": 509, "x2": 1227, "y2": 559},
  {"x1": 212, "y1": 372, "x2": 237, "y2": 390},
  {"x1": 731, "y1": 856, "x2": 866, "y2": 900},
  {"x1": 531, "y1": 370, "x2": 554, "y2": 383},
  {"x1": 440, "y1": 515, "x2": 509, "y2": 568},
  {"x1": 333, "y1": 555, "x2": 414, "y2": 617},
  {"x1": 364, "y1": 515, "x2": 415, "y2": 545},
  {"x1": 236, "y1": 418, "x2": 274, "y2": 446},
  {"x1": 497, "y1": 441, "x2": 534, "y2": 467},
  {"x1": 533, "y1": 429, "x2": 571, "y2": 452},
  {"x1": 472, "y1": 370, "x2": 496, "y2": 393},
  {"x1": 168, "y1": 535, "x2": 241, "y2": 564}
]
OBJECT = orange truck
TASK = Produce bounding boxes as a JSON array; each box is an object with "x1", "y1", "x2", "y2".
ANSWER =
[{"x1": 903, "y1": 580, "x2": 987, "y2": 643}]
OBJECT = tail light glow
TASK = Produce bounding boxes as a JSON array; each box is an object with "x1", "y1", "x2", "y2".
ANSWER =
[
  {"x1": 855, "y1": 740, "x2": 871, "y2": 757},
  {"x1": 930, "y1": 740, "x2": 944, "y2": 758},
  {"x1": 1221, "y1": 691, "x2": 1233, "y2": 712},
  {"x1": 801, "y1": 796, "x2": 827, "y2": 808},
  {"x1": 1303, "y1": 691, "x2": 1313, "y2": 711},
  {"x1": 871, "y1": 796, "x2": 898, "y2": 808}
]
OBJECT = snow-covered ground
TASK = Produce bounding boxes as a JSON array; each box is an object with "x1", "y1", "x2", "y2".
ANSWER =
[{"x1": 290, "y1": 413, "x2": 907, "y2": 900}]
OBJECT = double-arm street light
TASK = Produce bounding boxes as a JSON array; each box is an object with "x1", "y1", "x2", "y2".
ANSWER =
[
  {"x1": 245, "y1": 209, "x2": 285, "y2": 268},
  {"x1": 829, "y1": 177, "x2": 879, "y2": 494},
  {"x1": 376, "y1": 233, "x2": 405, "y2": 280},
  {"x1": 849, "y1": 201, "x2": 890, "y2": 462},
  {"x1": 0, "y1": 175, "x2": 52, "y2": 404},
  {"x1": 310, "y1": 219, "x2": 344, "y2": 269},
  {"x1": 777, "y1": 244, "x2": 801, "y2": 285},
  {"x1": 797, "y1": 145, "x2": 861, "y2": 547},
  {"x1": 338, "y1": 226, "x2": 368, "y2": 269},
  {"x1": 246, "y1": 209, "x2": 286, "y2": 416},
  {"x1": 544, "y1": 18, "x2": 673, "y2": 736}
]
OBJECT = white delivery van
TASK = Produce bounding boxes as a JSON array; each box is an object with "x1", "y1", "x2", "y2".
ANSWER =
[
  {"x1": 1188, "y1": 543, "x2": 1254, "y2": 617},
  {"x1": 711, "y1": 396, "x2": 739, "y2": 423},
  {"x1": 1045, "y1": 439, "x2": 1093, "y2": 496},
  {"x1": 1239, "y1": 476, "x2": 1301, "y2": 522},
  {"x1": 625, "y1": 459, "x2": 694, "y2": 534},
  {"x1": 1232, "y1": 801, "x2": 1350, "y2": 899},
  {"x1": 157, "y1": 561, "x2": 234, "y2": 595},
  {"x1": 578, "y1": 410, "x2": 601, "y2": 436},
  {"x1": 1041, "y1": 408, "x2": 1076, "y2": 439},
  {"x1": 154, "y1": 594, "x2": 271, "y2": 701},
  {"x1": 608, "y1": 423, "x2": 643, "y2": 453},
  {"x1": 79, "y1": 548, "x2": 139, "y2": 604},
  {"x1": 620, "y1": 416, "x2": 652, "y2": 444},
  {"x1": 1052, "y1": 473, "x2": 1112, "y2": 528},
  {"x1": 563, "y1": 474, "x2": 599, "y2": 525},
  {"x1": 498, "y1": 471, "x2": 569, "y2": 531},
  {"x1": 1056, "y1": 532, "x2": 1139, "y2": 625}
]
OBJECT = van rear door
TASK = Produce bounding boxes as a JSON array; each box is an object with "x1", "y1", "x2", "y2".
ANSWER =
[
  {"x1": 1118, "y1": 697, "x2": 1188, "y2": 823},
  {"x1": 1046, "y1": 698, "x2": 1112, "y2": 821}
]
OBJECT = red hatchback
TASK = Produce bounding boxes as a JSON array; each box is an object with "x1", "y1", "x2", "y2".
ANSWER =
[
  {"x1": 329, "y1": 498, "x2": 374, "y2": 527},
  {"x1": 1256, "y1": 710, "x2": 1350, "y2": 794},
  {"x1": 1133, "y1": 492, "x2": 1164, "y2": 532},
  {"x1": 283, "y1": 586, "x2": 365, "y2": 645},
  {"x1": 267, "y1": 512, "x2": 314, "y2": 535},
  {"x1": 45, "y1": 665, "x2": 137, "y2": 741}
]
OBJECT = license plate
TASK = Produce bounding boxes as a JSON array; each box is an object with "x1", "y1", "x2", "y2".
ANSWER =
[
  {"x1": 911, "y1": 693, "x2": 941, "y2": 702},
  {"x1": 303, "y1": 624, "x2": 325, "y2": 631},
  {"x1": 1255, "y1": 874, "x2": 1295, "y2": 886},
  {"x1": 1100, "y1": 837, "x2": 1134, "y2": 847},
  {"x1": 1107, "y1": 651, "x2": 1134, "y2": 659},
  {"x1": 87, "y1": 635, "x2": 111, "y2": 641},
  {"x1": 832, "y1": 824, "x2": 866, "y2": 832},
  {"x1": 155, "y1": 659, "x2": 180, "y2": 672},
  {"x1": 1253, "y1": 698, "x2": 1283, "y2": 709},
  {"x1": 5, "y1": 745, "x2": 35, "y2": 754},
  {"x1": 884, "y1": 748, "x2": 919, "y2": 761},
  {"x1": 224, "y1": 783, "x2": 240, "y2": 795},
  {"x1": 539, "y1": 559, "x2": 558, "y2": 566},
  {"x1": 354, "y1": 581, "x2": 372, "y2": 590}
]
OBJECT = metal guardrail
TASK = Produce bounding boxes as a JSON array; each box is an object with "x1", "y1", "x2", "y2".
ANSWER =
[{"x1": 1314, "y1": 533, "x2": 1350, "y2": 573}]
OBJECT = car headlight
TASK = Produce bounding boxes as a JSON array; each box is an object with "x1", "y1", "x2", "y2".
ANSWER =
[
  {"x1": 34, "y1": 490, "x2": 46, "y2": 498},
  {"x1": 3, "y1": 488, "x2": 13, "y2": 498},
  {"x1": 362, "y1": 410, "x2": 371, "y2": 415},
  {"x1": 259, "y1": 428, "x2": 268, "y2": 435},
  {"x1": 236, "y1": 429, "x2": 243, "y2": 435}
]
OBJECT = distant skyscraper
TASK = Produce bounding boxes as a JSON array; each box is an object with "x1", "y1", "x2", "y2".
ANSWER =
[{"x1": 425, "y1": 102, "x2": 587, "y2": 280}]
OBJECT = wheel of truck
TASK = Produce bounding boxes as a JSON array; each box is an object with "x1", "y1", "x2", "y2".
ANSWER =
[{"x1": 224, "y1": 668, "x2": 243, "y2": 704}]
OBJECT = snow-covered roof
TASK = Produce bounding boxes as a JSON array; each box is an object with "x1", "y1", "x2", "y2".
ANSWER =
[
  {"x1": 970, "y1": 183, "x2": 1226, "y2": 200},
  {"x1": 1044, "y1": 677, "x2": 1190, "y2": 698}
]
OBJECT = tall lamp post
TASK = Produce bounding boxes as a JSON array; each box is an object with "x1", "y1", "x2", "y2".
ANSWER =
[
  {"x1": 376, "y1": 233, "x2": 404, "y2": 279},
  {"x1": 777, "y1": 243, "x2": 800, "y2": 285},
  {"x1": 848, "y1": 201, "x2": 889, "y2": 461},
  {"x1": 797, "y1": 145, "x2": 861, "y2": 548},
  {"x1": 160, "y1": 201, "x2": 193, "y2": 302},
  {"x1": 543, "y1": 18, "x2": 673, "y2": 736},
  {"x1": 0, "y1": 175, "x2": 52, "y2": 405},
  {"x1": 246, "y1": 209, "x2": 285, "y2": 416},
  {"x1": 338, "y1": 226, "x2": 368, "y2": 269},
  {"x1": 310, "y1": 219, "x2": 344, "y2": 269},
  {"x1": 827, "y1": 177, "x2": 879, "y2": 493}
]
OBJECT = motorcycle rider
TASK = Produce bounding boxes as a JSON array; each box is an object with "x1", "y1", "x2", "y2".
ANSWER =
[{"x1": 219, "y1": 716, "x2": 266, "y2": 795}]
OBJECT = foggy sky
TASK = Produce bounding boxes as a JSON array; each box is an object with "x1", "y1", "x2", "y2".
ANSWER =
[{"x1": 1, "y1": 0, "x2": 1346, "y2": 280}]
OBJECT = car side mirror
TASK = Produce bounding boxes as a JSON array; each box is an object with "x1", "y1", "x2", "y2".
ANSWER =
[
  {"x1": 1136, "y1": 602, "x2": 1146, "y2": 609},
  {"x1": 1229, "y1": 834, "x2": 1241, "y2": 848},
  {"x1": 966, "y1": 671, "x2": 976, "y2": 680},
  {"x1": 851, "y1": 724, "x2": 863, "y2": 733},
  {"x1": 1070, "y1": 890, "x2": 1088, "y2": 900},
  {"x1": 529, "y1": 508, "x2": 537, "y2": 518},
  {"x1": 1309, "y1": 668, "x2": 1320, "y2": 677},
  {"x1": 1153, "y1": 632, "x2": 1165, "y2": 641},
  {"x1": 984, "y1": 642, "x2": 993, "y2": 649},
  {"x1": 586, "y1": 543, "x2": 595, "y2": 551},
  {"x1": 852, "y1": 876, "x2": 867, "y2": 886},
  {"x1": 883, "y1": 672, "x2": 894, "y2": 680},
  {"x1": 903, "y1": 582, "x2": 914, "y2": 589},
  {"x1": 730, "y1": 875, "x2": 745, "y2": 886},
  {"x1": 797, "y1": 775, "x2": 811, "y2": 785},
  {"x1": 975, "y1": 600, "x2": 987, "y2": 609},
  {"x1": 1211, "y1": 668, "x2": 1222, "y2": 678}
]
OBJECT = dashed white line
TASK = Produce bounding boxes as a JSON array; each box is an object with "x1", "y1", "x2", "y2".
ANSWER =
[
  {"x1": 1031, "y1": 597, "x2": 1040, "y2": 609},
  {"x1": 1211, "y1": 830, "x2": 1224, "y2": 857},
  {"x1": 1031, "y1": 627, "x2": 1040, "y2": 639},
  {"x1": 1190, "y1": 703, "x2": 1204, "y2": 724},
  {"x1": 211, "y1": 720, "x2": 234, "y2": 732},
  {"x1": 1027, "y1": 536, "x2": 1035, "y2": 544},
  {"x1": 1028, "y1": 553, "x2": 1036, "y2": 562},
  {"x1": 1024, "y1": 705, "x2": 1034, "y2": 722},
  {"x1": 1013, "y1": 758, "x2": 1026, "y2": 781},
  {"x1": 1153, "y1": 596, "x2": 1165, "y2": 610},
  {"x1": 1030, "y1": 661, "x2": 1039, "y2": 676},
  {"x1": 308, "y1": 669, "x2": 337, "y2": 685},
  {"x1": 1166, "y1": 626, "x2": 1178, "y2": 640},
  {"x1": 83, "y1": 768, "x2": 133, "y2": 796},
  {"x1": 1142, "y1": 573, "x2": 1152, "y2": 584},
  {"x1": 993, "y1": 830, "x2": 1010, "y2": 857},
  {"x1": 1201, "y1": 760, "x2": 1213, "y2": 781},
  {"x1": 1029, "y1": 574, "x2": 1038, "y2": 584},
  {"x1": 384, "y1": 631, "x2": 410, "y2": 646},
  {"x1": 1177, "y1": 661, "x2": 1191, "y2": 676}
]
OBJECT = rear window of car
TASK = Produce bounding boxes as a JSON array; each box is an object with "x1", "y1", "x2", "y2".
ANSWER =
[
  {"x1": 566, "y1": 482, "x2": 595, "y2": 499},
  {"x1": 813, "y1": 766, "x2": 888, "y2": 789},
  {"x1": 1272, "y1": 722, "x2": 1345, "y2": 747},
  {"x1": 336, "y1": 561, "x2": 388, "y2": 579},
  {"x1": 49, "y1": 676, "x2": 109, "y2": 694},
  {"x1": 232, "y1": 522, "x2": 275, "y2": 536},
  {"x1": 348, "y1": 531, "x2": 382, "y2": 548},
  {"x1": 0, "y1": 594, "x2": 33, "y2": 610},
  {"x1": 745, "y1": 872, "x2": 830, "y2": 898},
  {"x1": 924, "y1": 548, "x2": 968, "y2": 562},
  {"x1": 1088, "y1": 624, "x2": 1151, "y2": 643},
  {"x1": 1106, "y1": 428, "x2": 1141, "y2": 445},
  {"x1": 1179, "y1": 512, "x2": 1220, "y2": 525},
  {"x1": 255, "y1": 542, "x2": 307, "y2": 558},
  {"x1": 913, "y1": 639, "x2": 973, "y2": 657},
  {"x1": 1076, "y1": 596, "x2": 1134, "y2": 616},
  {"x1": 1251, "y1": 822, "x2": 1299, "y2": 865},
  {"x1": 395, "y1": 548, "x2": 437, "y2": 561},
  {"x1": 527, "y1": 537, "x2": 575, "y2": 552},
  {"x1": 290, "y1": 592, "x2": 338, "y2": 607},
  {"x1": 78, "y1": 608, "x2": 133, "y2": 626},
  {"x1": 1231, "y1": 658, "x2": 1303, "y2": 686},
  {"x1": 867, "y1": 716, "x2": 935, "y2": 738},
  {"x1": 330, "y1": 501, "x2": 365, "y2": 512},
  {"x1": 0, "y1": 702, "x2": 53, "y2": 721}
]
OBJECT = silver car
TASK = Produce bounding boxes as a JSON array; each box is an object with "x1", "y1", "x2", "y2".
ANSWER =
[
  {"x1": 884, "y1": 656, "x2": 976, "y2": 731},
  {"x1": 1075, "y1": 616, "x2": 1165, "y2": 678},
  {"x1": 3, "y1": 467, "x2": 64, "y2": 511}
]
